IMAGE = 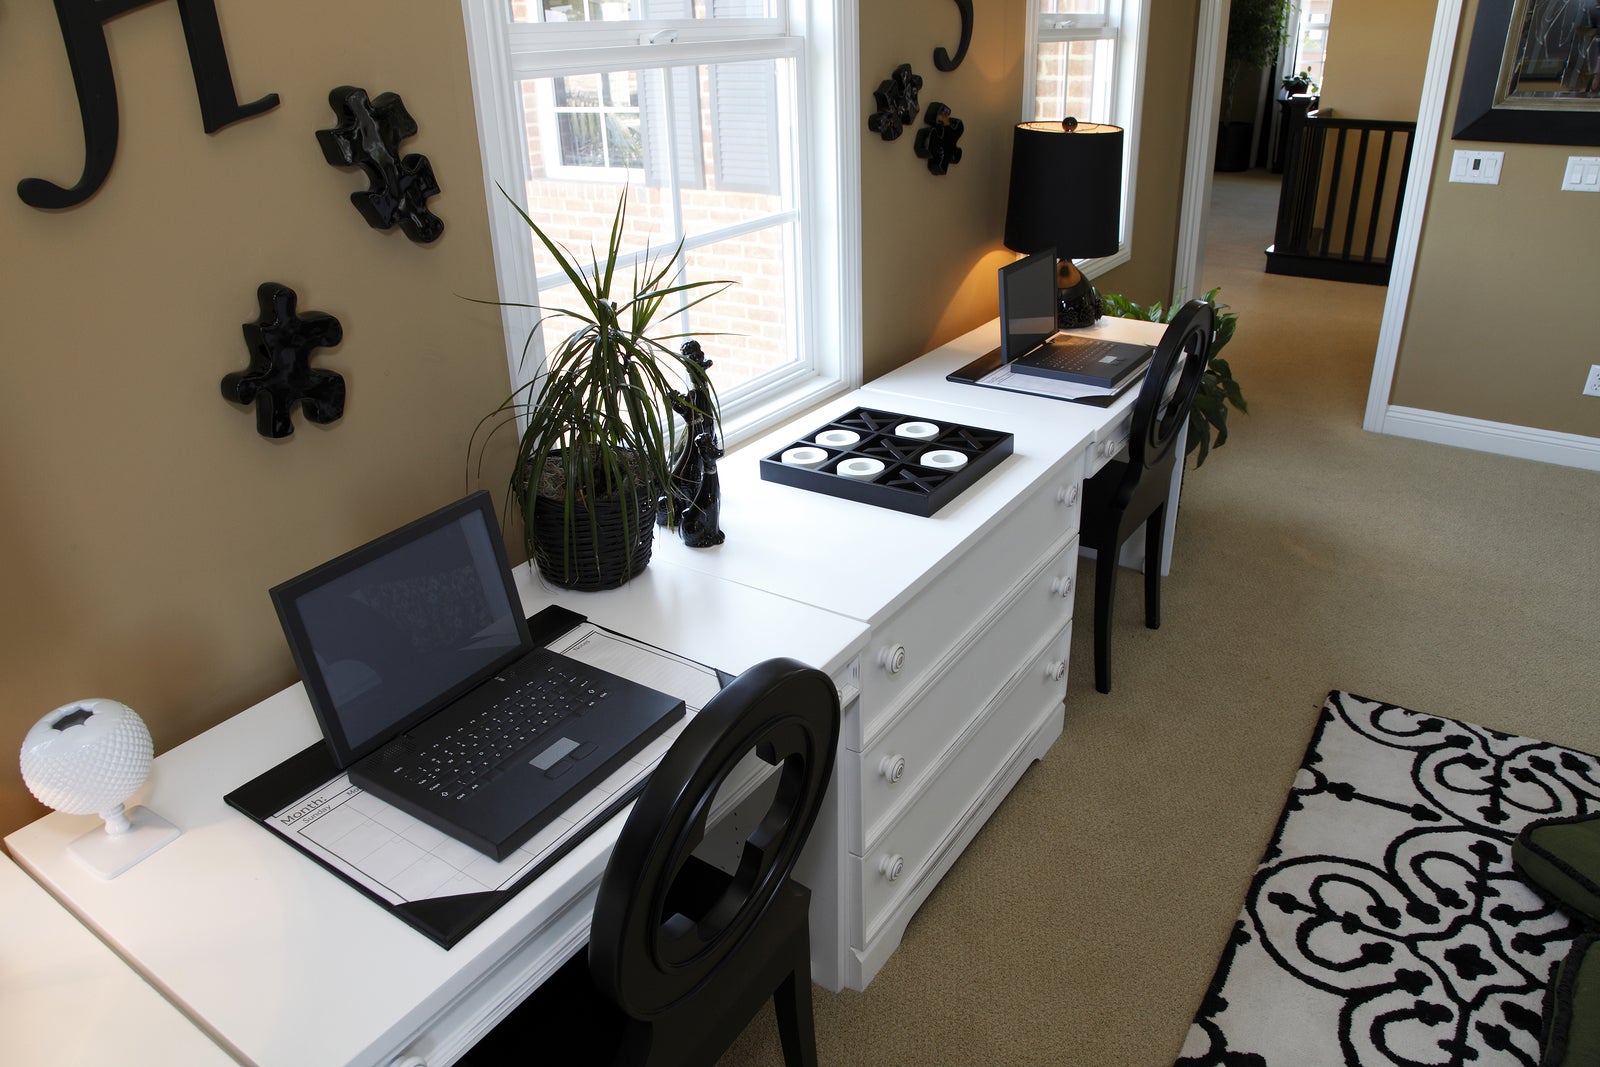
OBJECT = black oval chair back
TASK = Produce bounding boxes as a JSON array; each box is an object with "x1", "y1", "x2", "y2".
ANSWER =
[
  {"x1": 1124, "y1": 299, "x2": 1214, "y2": 491},
  {"x1": 459, "y1": 657, "x2": 838, "y2": 1067},
  {"x1": 590, "y1": 655, "x2": 839, "y2": 1062},
  {"x1": 1080, "y1": 300, "x2": 1214, "y2": 694}
]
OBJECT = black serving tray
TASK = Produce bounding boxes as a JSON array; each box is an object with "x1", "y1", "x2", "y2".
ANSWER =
[{"x1": 759, "y1": 407, "x2": 1014, "y2": 516}]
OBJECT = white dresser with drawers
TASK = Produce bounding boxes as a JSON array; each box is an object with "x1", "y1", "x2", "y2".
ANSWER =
[{"x1": 654, "y1": 313, "x2": 1166, "y2": 988}]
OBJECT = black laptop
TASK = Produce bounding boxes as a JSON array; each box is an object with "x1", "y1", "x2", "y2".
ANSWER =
[
  {"x1": 998, "y1": 249, "x2": 1152, "y2": 388},
  {"x1": 269, "y1": 491, "x2": 685, "y2": 861}
]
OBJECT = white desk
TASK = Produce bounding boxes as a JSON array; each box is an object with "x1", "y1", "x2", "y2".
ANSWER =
[
  {"x1": 5, "y1": 318, "x2": 1165, "y2": 1065},
  {"x1": 866, "y1": 316, "x2": 1184, "y2": 575},
  {"x1": 6, "y1": 567, "x2": 867, "y2": 1067},
  {"x1": 0, "y1": 852, "x2": 236, "y2": 1066}
]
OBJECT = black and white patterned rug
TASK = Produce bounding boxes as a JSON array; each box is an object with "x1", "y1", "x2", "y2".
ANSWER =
[{"x1": 1176, "y1": 691, "x2": 1600, "y2": 1067}]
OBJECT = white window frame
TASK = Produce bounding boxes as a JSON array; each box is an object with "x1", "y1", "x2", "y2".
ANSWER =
[
  {"x1": 1021, "y1": 0, "x2": 1150, "y2": 281},
  {"x1": 459, "y1": 0, "x2": 861, "y2": 447}
]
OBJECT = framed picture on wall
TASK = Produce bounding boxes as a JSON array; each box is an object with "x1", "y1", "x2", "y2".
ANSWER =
[{"x1": 1453, "y1": 0, "x2": 1600, "y2": 145}]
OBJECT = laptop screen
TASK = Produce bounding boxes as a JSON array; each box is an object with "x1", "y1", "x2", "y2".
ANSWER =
[
  {"x1": 271, "y1": 492, "x2": 533, "y2": 767},
  {"x1": 998, "y1": 250, "x2": 1059, "y2": 362}
]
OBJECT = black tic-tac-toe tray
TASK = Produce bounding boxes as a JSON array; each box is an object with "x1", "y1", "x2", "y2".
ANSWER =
[{"x1": 758, "y1": 407, "x2": 1014, "y2": 516}]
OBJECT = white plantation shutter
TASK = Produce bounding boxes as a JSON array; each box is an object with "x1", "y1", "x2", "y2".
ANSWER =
[
  {"x1": 709, "y1": 60, "x2": 779, "y2": 195},
  {"x1": 641, "y1": 66, "x2": 705, "y2": 189},
  {"x1": 639, "y1": 0, "x2": 691, "y2": 17}
]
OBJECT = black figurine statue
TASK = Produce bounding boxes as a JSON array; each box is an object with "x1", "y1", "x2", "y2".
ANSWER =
[
  {"x1": 659, "y1": 340, "x2": 719, "y2": 527},
  {"x1": 679, "y1": 430, "x2": 725, "y2": 548}
]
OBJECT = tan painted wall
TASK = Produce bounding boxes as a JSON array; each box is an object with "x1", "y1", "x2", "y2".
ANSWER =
[
  {"x1": 859, "y1": 0, "x2": 1201, "y2": 378},
  {"x1": 1094, "y1": 6, "x2": 1202, "y2": 305},
  {"x1": 1319, "y1": 0, "x2": 1433, "y2": 121},
  {"x1": 858, "y1": 0, "x2": 1027, "y2": 380},
  {"x1": 0, "y1": 1, "x2": 1202, "y2": 837},
  {"x1": 1390, "y1": 0, "x2": 1600, "y2": 436},
  {"x1": 0, "y1": 1, "x2": 508, "y2": 834}
]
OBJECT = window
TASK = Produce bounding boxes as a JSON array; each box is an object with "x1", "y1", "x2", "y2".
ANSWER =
[
  {"x1": 1291, "y1": 0, "x2": 1333, "y2": 90},
  {"x1": 460, "y1": 0, "x2": 859, "y2": 443},
  {"x1": 1023, "y1": 0, "x2": 1148, "y2": 271}
]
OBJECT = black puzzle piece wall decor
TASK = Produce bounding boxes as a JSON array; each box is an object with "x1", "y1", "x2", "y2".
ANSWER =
[
  {"x1": 18, "y1": 0, "x2": 279, "y2": 210},
  {"x1": 914, "y1": 102, "x2": 965, "y2": 176},
  {"x1": 933, "y1": 0, "x2": 974, "y2": 72},
  {"x1": 867, "y1": 64, "x2": 923, "y2": 142},
  {"x1": 316, "y1": 86, "x2": 443, "y2": 244},
  {"x1": 221, "y1": 283, "x2": 345, "y2": 439}
]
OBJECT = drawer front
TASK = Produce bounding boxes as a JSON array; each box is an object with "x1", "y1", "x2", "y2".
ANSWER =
[
  {"x1": 854, "y1": 628, "x2": 1071, "y2": 943},
  {"x1": 853, "y1": 537, "x2": 1078, "y2": 845},
  {"x1": 1086, "y1": 406, "x2": 1134, "y2": 477},
  {"x1": 855, "y1": 460, "x2": 1081, "y2": 745}
]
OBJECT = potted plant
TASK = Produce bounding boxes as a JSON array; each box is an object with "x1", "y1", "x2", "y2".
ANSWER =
[
  {"x1": 1217, "y1": 0, "x2": 1295, "y2": 172},
  {"x1": 1101, "y1": 287, "x2": 1246, "y2": 467},
  {"x1": 1281, "y1": 68, "x2": 1318, "y2": 96},
  {"x1": 472, "y1": 189, "x2": 728, "y2": 590}
]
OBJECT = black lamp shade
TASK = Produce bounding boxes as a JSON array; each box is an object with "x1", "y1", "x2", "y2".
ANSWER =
[{"x1": 1004, "y1": 121, "x2": 1124, "y2": 259}]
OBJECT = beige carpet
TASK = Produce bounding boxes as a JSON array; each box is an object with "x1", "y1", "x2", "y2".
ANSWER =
[{"x1": 719, "y1": 170, "x2": 1600, "y2": 1066}]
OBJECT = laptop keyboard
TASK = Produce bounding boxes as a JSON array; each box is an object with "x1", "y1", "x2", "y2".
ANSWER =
[
  {"x1": 380, "y1": 659, "x2": 612, "y2": 802},
  {"x1": 1026, "y1": 339, "x2": 1127, "y2": 373}
]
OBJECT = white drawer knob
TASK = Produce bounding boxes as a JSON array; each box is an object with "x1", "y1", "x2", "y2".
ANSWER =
[
  {"x1": 879, "y1": 754, "x2": 906, "y2": 784},
  {"x1": 1101, "y1": 440, "x2": 1118, "y2": 458},
  {"x1": 879, "y1": 644, "x2": 906, "y2": 674},
  {"x1": 1050, "y1": 575, "x2": 1074, "y2": 597},
  {"x1": 879, "y1": 854, "x2": 904, "y2": 882},
  {"x1": 1046, "y1": 660, "x2": 1067, "y2": 682},
  {"x1": 1056, "y1": 484, "x2": 1079, "y2": 507}
]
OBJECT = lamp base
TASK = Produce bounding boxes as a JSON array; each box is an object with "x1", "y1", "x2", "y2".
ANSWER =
[
  {"x1": 67, "y1": 805, "x2": 179, "y2": 879},
  {"x1": 1057, "y1": 260, "x2": 1104, "y2": 329}
]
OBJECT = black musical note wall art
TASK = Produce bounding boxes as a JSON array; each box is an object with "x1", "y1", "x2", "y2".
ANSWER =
[
  {"x1": 934, "y1": 0, "x2": 974, "y2": 72},
  {"x1": 18, "y1": 0, "x2": 279, "y2": 210}
]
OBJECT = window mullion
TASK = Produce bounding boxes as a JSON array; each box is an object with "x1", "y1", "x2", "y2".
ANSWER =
[
  {"x1": 509, "y1": 36, "x2": 798, "y2": 79},
  {"x1": 660, "y1": 65, "x2": 689, "y2": 329}
]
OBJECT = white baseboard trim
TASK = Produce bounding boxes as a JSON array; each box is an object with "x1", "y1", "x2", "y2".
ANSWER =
[{"x1": 1379, "y1": 406, "x2": 1600, "y2": 471}]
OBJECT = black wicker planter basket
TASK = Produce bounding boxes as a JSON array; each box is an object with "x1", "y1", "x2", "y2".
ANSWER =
[{"x1": 529, "y1": 485, "x2": 656, "y2": 591}]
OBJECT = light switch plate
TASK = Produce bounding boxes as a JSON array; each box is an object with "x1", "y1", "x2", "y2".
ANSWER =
[
  {"x1": 1562, "y1": 157, "x2": 1600, "y2": 192},
  {"x1": 1450, "y1": 149, "x2": 1503, "y2": 185}
]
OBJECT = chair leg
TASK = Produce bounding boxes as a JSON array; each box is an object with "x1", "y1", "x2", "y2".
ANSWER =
[
  {"x1": 1144, "y1": 504, "x2": 1166, "y2": 631},
  {"x1": 773, "y1": 968, "x2": 818, "y2": 1067},
  {"x1": 1094, "y1": 542, "x2": 1119, "y2": 694}
]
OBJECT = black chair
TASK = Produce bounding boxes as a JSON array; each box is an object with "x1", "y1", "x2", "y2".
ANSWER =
[
  {"x1": 461, "y1": 657, "x2": 839, "y2": 1067},
  {"x1": 1079, "y1": 300, "x2": 1214, "y2": 694}
]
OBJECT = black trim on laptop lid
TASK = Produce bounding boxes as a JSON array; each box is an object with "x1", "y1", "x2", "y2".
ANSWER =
[{"x1": 270, "y1": 491, "x2": 533, "y2": 769}]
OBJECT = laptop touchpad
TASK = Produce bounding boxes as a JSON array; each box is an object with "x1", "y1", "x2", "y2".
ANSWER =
[{"x1": 529, "y1": 736, "x2": 579, "y2": 770}]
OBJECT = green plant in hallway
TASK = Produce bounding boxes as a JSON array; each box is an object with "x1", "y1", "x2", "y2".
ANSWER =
[
  {"x1": 1101, "y1": 288, "x2": 1246, "y2": 468},
  {"x1": 1223, "y1": 0, "x2": 1294, "y2": 116}
]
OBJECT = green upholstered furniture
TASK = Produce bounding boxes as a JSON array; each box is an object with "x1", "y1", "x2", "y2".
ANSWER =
[
  {"x1": 1515, "y1": 814, "x2": 1600, "y2": 1067},
  {"x1": 1517, "y1": 815, "x2": 1600, "y2": 923}
]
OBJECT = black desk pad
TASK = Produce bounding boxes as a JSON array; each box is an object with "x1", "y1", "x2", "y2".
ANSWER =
[{"x1": 225, "y1": 605, "x2": 730, "y2": 949}]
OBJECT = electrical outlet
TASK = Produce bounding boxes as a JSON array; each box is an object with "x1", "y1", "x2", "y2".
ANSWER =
[{"x1": 1585, "y1": 365, "x2": 1600, "y2": 398}]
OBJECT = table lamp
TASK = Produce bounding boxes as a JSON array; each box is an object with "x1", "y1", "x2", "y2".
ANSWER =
[
  {"x1": 1003, "y1": 118, "x2": 1124, "y2": 328},
  {"x1": 19, "y1": 698, "x2": 179, "y2": 878}
]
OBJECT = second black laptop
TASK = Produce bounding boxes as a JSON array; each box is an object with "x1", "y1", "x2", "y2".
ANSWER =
[
  {"x1": 270, "y1": 491, "x2": 684, "y2": 861},
  {"x1": 998, "y1": 249, "x2": 1152, "y2": 389}
]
